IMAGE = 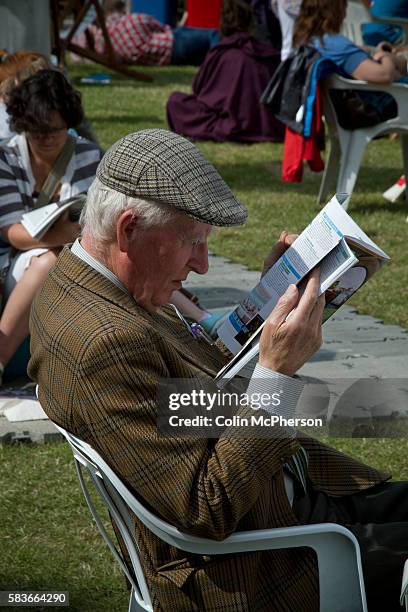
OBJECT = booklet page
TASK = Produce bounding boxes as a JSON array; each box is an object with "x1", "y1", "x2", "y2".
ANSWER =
[
  {"x1": 215, "y1": 195, "x2": 389, "y2": 384},
  {"x1": 217, "y1": 195, "x2": 355, "y2": 354},
  {"x1": 21, "y1": 203, "x2": 61, "y2": 237},
  {"x1": 21, "y1": 195, "x2": 85, "y2": 239}
]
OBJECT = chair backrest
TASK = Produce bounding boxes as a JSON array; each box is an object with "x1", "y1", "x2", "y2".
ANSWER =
[{"x1": 341, "y1": 0, "x2": 372, "y2": 46}]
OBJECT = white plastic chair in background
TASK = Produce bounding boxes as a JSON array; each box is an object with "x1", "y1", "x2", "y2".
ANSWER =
[
  {"x1": 341, "y1": 0, "x2": 408, "y2": 46},
  {"x1": 54, "y1": 422, "x2": 368, "y2": 612},
  {"x1": 318, "y1": 74, "x2": 408, "y2": 211}
]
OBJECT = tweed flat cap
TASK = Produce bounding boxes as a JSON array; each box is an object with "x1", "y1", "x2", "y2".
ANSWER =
[{"x1": 97, "y1": 129, "x2": 247, "y2": 227}]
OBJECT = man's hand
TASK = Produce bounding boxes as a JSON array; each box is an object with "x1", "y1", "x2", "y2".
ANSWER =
[
  {"x1": 258, "y1": 268, "x2": 325, "y2": 377},
  {"x1": 261, "y1": 231, "x2": 298, "y2": 277}
]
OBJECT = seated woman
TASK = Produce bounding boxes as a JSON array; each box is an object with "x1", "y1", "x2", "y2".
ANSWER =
[
  {"x1": 293, "y1": 0, "x2": 408, "y2": 123},
  {"x1": 166, "y1": 0, "x2": 284, "y2": 143},
  {"x1": 0, "y1": 69, "x2": 102, "y2": 380}
]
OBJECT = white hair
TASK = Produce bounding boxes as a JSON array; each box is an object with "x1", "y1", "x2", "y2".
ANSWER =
[{"x1": 80, "y1": 177, "x2": 183, "y2": 243}]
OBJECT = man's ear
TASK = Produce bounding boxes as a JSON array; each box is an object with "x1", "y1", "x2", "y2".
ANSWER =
[{"x1": 117, "y1": 209, "x2": 138, "y2": 253}]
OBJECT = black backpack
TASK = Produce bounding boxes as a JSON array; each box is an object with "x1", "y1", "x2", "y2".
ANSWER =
[{"x1": 261, "y1": 46, "x2": 321, "y2": 134}]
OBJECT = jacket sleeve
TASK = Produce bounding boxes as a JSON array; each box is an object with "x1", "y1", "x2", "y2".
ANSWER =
[{"x1": 74, "y1": 327, "x2": 300, "y2": 540}]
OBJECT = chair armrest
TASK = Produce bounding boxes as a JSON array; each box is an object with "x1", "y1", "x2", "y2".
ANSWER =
[
  {"x1": 371, "y1": 15, "x2": 408, "y2": 28},
  {"x1": 151, "y1": 521, "x2": 357, "y2": 555},
  {"x1": 324, "y1": 74, "x2": 408, "y2": 95},
  {"x1": 323, "y1": 74, "x2": 408, "y2": 123}
]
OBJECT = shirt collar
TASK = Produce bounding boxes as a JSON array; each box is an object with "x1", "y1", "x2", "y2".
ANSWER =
[{"x1": 71, "y1": 238, "x2": 130, "y2": 296}]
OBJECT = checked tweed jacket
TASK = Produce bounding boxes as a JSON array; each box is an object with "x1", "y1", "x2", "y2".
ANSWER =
[{"x1": 29, "y1": 248, "x2": 387, "y2": 612}]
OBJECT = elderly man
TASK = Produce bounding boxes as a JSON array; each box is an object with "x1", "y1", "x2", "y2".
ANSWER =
[{"x1": 29, "y1": 129, "x2": 408, "y2": 611}]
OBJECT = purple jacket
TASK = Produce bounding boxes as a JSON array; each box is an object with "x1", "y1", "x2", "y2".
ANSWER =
[{"x1": 166, "y1": 32, "x2": 284, "y2": 143}]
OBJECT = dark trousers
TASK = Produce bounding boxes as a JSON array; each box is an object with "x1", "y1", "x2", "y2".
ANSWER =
[
  {"x1": 171, "y1": 27, "x2": 219, "y2": 65},
  {"x1": 293, "y1": 481, "x2": 408, "y2": 611}
]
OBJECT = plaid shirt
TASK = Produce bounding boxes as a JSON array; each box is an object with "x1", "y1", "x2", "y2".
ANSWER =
[{"x1": 94, "y1": 12, "x2": 174, "y2": 66}]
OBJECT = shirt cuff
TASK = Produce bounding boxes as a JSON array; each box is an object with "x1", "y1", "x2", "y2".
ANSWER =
[{"x1": 246, "y1": 363, "x2": 305, "y2": 436}]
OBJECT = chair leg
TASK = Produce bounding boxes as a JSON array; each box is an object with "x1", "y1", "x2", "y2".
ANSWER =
[
  {"x1": 318, "y1": 134, "x2": 341, "y2": 205},
  {"x1": 128, "y1": 587, "x2": 148, "y2": 612},
  {"x1": 402, "y1": 135, "x2": 408, "y2": 222},
  {"x1": 336, "y1": 133, "x2": 368, "y2": 209}
]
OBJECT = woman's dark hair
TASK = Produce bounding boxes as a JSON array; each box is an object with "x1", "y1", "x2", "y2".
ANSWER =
[
  {"x1": 221, "y1": 0, "x2": 255, "y2": 37},
  {"x1": 6, "y1": 69, "x2": 84, "y2": 134},
  {"x1": 293, "y1": 0, "x2": 347, "y2": 47}
]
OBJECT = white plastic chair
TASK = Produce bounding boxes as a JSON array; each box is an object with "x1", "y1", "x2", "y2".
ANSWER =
[
  {"x1": 54, "y1": 423, "x2": 368, "y2": 612},
  {"x1": 341, "y1": 0, "x2": 408, "y2": 46},
  {"x1": 318, "y1": 74, "x2": 408, "y2": 210}
]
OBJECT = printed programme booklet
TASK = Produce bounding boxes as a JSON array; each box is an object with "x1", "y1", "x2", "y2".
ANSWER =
[
  {"x1": 215, "y1": 193, "x2": 389, "y2": 386},
  {"x1": 21, "y1": 194, "x2": 86, "y2": 240}
]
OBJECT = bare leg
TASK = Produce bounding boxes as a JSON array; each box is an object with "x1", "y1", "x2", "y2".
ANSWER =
[
  {"x1": 170, "y1": 290, "x2": 209, "y2": 321},
  {"x1": 0, "y1": 251, "x2": 58, "y2": 366}
]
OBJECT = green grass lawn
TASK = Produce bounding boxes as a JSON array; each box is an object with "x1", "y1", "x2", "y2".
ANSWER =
[
  {"x1": 0, "y1": 442, "x2": 129, "y2": 611},
  {"x1": 1, "y1": 63, "x2": 407, "y2": 611}
]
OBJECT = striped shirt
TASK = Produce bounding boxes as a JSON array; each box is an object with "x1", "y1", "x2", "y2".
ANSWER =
[
  {"x1": 0, "y1": 133, "x2": 101, "y2": 238},
  {"x1": 93, "y1": 12, "x2": 174, "y2": 66}
]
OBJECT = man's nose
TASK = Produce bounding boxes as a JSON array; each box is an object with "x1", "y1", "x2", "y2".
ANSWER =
[{"x1": 190, "y1": 242, "x2": 209, "y2": 275}]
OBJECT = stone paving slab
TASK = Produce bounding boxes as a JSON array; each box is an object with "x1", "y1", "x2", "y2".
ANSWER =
[
  {"x1": 0, "y1": 419, "x2": 62, "y2": 444},
  {"x1": 1, "y1": 252, "x2": 407, "y2": 442}
]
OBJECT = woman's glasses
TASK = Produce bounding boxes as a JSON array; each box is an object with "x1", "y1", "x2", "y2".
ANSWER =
[{"x1": 28, "y1": 125, "x2": 68, "y2": 139}]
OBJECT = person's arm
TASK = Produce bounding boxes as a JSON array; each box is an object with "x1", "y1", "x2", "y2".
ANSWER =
[
  {"x1": 352, "y1": 52, "x2": 401, "y2": 82},
  {"x1": 1, "y1": 211, "x2": 80, "y2": 251},
  {"x1": 245, "y1": 235, "x2": 323, "y2": 433},
  {"x1": 70, "y1": 326, "x2": 299, "y2": 540}
]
